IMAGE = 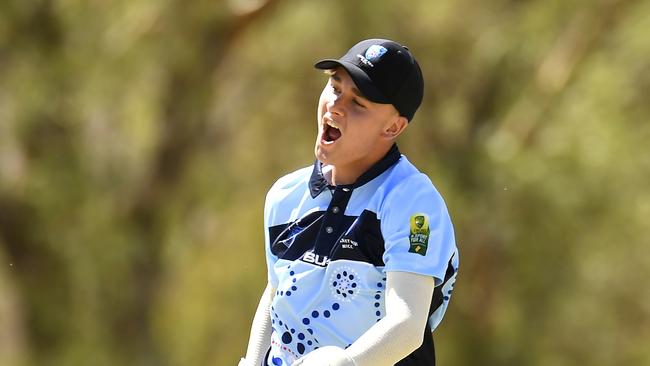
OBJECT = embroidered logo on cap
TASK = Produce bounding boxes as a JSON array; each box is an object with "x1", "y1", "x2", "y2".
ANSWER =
[
  {"x1": 365, "y1": 45, "x2": 388, "y2": 62},
  {"x1": 356, "y1": 45, "x2": 388, "y2": 68}
]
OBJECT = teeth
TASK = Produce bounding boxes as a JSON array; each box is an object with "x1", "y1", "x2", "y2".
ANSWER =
[{"x1": 326, "y1": 120, "x2": 340, "y2": 130}]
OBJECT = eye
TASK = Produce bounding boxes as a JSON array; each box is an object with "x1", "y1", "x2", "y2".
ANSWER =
[
  {"x1": 329, "y1": 82, "x2": 341, "y2": 94},
  {"x1": 353, "y1": 99, "x2": 366, "y2": 109}
]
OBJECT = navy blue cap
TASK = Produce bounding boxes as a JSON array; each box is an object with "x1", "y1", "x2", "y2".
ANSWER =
[{"x1": 315, "y1": 38, "x2": 424, "y2": 121}]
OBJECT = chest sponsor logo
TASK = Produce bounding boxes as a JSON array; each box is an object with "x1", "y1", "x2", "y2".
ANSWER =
[
  {"x1": 301, "y1": 251, "x2": 331, "y2": 267},
  {"x1": 409, "y1": 213, "x2": 430, "y2": 256}
]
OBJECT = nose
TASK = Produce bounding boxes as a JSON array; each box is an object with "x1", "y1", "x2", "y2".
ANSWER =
[{"x1": 326, "y1": 93, "x2": 345, "y2": 117}]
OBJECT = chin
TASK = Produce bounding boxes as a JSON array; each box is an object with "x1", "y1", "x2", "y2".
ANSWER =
[{"x1": 314, "y1": 145, "x2": 330, "y2": 164}]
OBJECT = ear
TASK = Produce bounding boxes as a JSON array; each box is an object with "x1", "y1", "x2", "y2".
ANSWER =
[{"x1": 382, "y1": 115, "x2": 409, "y2": 139}]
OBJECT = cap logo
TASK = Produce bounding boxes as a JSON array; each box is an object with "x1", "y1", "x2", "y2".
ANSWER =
[
  {"x1": 365, "y1": 45, "x2": 388, "y2": 62},
  {"x1": 356, "y1": 54, "x2": 374, "y2": 68},
  {"x1": 356, "y1": 45, "x2": 388, "y2": 68}
]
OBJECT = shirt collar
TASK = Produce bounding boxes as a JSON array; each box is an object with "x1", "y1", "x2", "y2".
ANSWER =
[{"x1": 308, "y1": 144, "x2": 401, "y2": 198}]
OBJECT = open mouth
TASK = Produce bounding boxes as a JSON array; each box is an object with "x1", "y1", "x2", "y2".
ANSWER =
[{"x1": 322, "y1": 121, "x2": 342, "y2": 144}]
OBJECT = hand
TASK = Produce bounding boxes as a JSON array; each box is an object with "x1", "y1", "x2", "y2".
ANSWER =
[{"x1": 290, "y1": 346, "x2": 356, "y2": 366}]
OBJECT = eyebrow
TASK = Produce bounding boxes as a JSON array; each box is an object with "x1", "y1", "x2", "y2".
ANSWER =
[{"x1": 330, "y1": 72, "x2": 366, "y2": 99}]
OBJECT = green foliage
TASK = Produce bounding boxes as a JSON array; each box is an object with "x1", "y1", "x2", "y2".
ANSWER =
[{"x1": 1, "y1": 0, "x2": 649, "y2": 365}]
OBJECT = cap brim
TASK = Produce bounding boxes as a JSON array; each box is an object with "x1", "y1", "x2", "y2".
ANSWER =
[{"x1": 314, "y1": 59, "x2": 390, "y2": 104}]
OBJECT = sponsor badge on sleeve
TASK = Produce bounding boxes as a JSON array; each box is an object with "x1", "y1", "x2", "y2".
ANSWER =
[{"x1": 409, "y1": 213, "x2": 430, "y2": 256}]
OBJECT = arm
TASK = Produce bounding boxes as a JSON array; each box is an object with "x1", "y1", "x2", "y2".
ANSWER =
[
  {"x1": 291, "y1": 271, "x2": 435, "y2": 366},
  {"x1": 346, "y1": 271, "x2": 435, "y2": 365},
  {"x1": 240, "y1": 283, "x2": 275, "y2": 366}
]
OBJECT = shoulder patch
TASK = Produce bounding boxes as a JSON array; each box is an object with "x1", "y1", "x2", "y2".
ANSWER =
[{"x1": 409, "y1": 213, "x2": 430, "y2": 255}]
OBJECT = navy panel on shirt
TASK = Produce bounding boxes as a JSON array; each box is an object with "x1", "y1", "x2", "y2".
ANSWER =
[{"x1": 270, "y1": 210, "x2": 385, "y2": 267}]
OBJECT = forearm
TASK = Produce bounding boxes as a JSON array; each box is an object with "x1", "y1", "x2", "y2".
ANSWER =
[
  {"x1": 345, "y1": 272, "x2": 435, "y2": 366},
  {"x1": 242, "y1": 283, "x2": 275, "y2": 366}
]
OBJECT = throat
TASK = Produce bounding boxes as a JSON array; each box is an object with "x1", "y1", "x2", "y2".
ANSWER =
[{"x1": 330, "y1": 166, "x2": 360, "y2": 186}]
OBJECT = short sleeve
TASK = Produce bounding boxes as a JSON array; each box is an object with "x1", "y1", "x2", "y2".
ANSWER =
[
  {"x1": 380, "y1": 174, "x2": 456, "y2": 286},
  {"x1": 264, "y1": 185, "x2": 280, "y2": 289}
]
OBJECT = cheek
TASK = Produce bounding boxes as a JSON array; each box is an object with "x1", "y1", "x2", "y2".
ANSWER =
[
  {"x1": 351, "y1": 110, "x2": 380, "y2": 130},
  {"x1": 317, "y1": 91, "x2": 329, "y2": 118},
  {"x1": 346, "y1": 114, "x2": 376, "y2": 139},
  {"x1": 355, "y1": 114, "x2": 387, "y2": 143}
]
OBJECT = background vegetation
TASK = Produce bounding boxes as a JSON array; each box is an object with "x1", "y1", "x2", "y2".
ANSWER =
[{"x1": 1, "y1": 0, "x2": 649, "y2": 365}]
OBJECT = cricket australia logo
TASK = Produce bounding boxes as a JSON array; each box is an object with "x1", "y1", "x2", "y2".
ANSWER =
[
  {"x1": 356, "y1": 45, "x2": 387, "y2": 68},
  {"x1": 365, "y1": 45, "x2": 387, "y2": 62},
  {"x1": 408, "y1": 213, "x2": 430, "y2": 256}
]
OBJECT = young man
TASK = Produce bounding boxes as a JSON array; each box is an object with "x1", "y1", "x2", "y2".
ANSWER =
[{"x1": 240, "y1": 38, "x2": 459, "y2": 366}]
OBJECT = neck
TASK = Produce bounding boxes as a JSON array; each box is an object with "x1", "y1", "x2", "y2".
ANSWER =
[
  {"x1": 330, "y1": 167, "x2": 359, "y2": 186},
  {"x1": 329, "y1": 145, "x2": 393, "y2": 186}
]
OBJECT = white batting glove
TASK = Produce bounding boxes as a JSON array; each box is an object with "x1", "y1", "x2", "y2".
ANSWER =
[{"x1": 290, "y1": 346, "x2": 356, "y2": 366}]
